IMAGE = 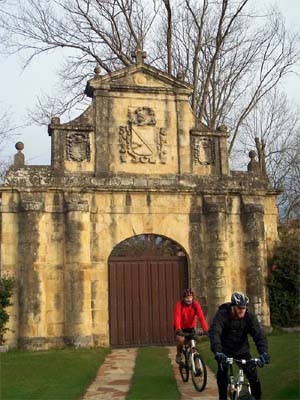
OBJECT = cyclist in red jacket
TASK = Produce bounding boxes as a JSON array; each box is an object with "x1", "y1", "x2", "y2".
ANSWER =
[{"x1": 173, "y1": 288, "x2": 209, "y2": 364}]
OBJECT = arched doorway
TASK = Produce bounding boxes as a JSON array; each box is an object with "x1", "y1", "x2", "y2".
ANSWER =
[{"x1": 108, "y1": 234, "x2": 188, "y2": 347}]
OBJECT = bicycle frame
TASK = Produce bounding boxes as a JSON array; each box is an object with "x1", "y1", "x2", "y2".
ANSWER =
[
  {"x1": 183, "y1": 337, "x2": 198, "y2": 373},
  {"x1": 179, "y1": 331, "x2": 207, "y2": 392},
  {"x1": 227, "y1": 358, "x2": 260, "y2": 400}
]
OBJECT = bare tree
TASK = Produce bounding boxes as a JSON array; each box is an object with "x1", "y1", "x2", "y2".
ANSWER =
[
  {"x1": 0, "y1": 106, "x2": 19, "y2": 181},
  {"x1": 161, "y1": 0, "x2": 172, "y2": 75},
  {"x1": 234, "y1": 89, "x2": 300, "y2": 220},
  {"x1": 154, "y1": 1, "x2": 299, "y2": 152},
  {"x1": 0, "y1": 107, "x2": 19, "y2": 151},
  {"x1": 0, "y1": 0, "x2": 299, "y2": 155}
]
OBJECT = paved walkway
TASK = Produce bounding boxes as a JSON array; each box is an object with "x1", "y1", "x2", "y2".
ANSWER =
[
  {"x1": 169, "y1": 347, "x2": 219, "y2": 400},
  {"x1": 83, "y1": 348, "x2": 138, "y2": 400},
  {"x1": 82, "y1": 347, "x2": 218, "y2": 400}
]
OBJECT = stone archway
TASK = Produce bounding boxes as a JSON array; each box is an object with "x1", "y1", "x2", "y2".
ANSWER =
[{"x1": 108, "y1": 234, "x2": 188, "y2": 347}]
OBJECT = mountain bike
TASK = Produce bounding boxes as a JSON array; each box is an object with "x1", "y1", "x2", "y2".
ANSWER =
[
  {"x1": 178, "y1": 331, "x2": 207, "y2": 392},
  {"x1": 227, "y1": 357, "x2": 263, "y2": 400}
]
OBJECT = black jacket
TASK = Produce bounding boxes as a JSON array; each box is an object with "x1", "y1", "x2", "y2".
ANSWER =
[{"x1": 209, "y1": 303, "x2": 268, "y2": 356}]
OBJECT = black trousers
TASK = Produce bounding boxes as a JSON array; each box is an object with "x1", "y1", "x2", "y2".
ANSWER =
[{"x1": 216, "y1": 352, "x2": 262, "y2": 400}]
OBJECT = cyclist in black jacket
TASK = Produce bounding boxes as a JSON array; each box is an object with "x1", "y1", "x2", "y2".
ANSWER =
[{"x1": 209, "y1": 292, "x2": 270, "y2": 400}]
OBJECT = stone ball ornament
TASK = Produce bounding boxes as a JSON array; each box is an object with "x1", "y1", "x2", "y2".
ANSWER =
[
  {"x1": 15, "y1": 141, "x2": 24, "y2": 151},
  {"x1": 249, "y1": 150, "x2": 257, "y2": 159}
]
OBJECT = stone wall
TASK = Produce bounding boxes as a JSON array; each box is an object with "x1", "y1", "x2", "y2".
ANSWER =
[
  {"x1": 0, "y1": 58, "x2": 279, "y2": 349},
  {"x1": 1, "y1": 181, "x2": 278, "y2": 349}
]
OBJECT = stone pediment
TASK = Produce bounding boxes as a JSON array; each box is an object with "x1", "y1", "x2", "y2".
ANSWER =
[{"x1": 85, "y1": 63, "x2": 193, "y2": 97}]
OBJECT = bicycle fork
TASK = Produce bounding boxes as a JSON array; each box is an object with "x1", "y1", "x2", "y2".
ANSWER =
[
  {"x1": 189, "y1": 339, "x2": 198, "y2": 374},
  {"x1": 228, "y1": 363, "x2": 236, "y2": 398},
  {"x1": 228, "y1": 360, "x2": 251, "y2": 399}
]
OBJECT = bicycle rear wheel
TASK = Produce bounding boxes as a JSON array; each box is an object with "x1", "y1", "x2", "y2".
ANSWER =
[
  {"x1": 191, "y1": 352, "x2": 207, "y2": 392},
  {"x1": 179, "y1": 351, "x2": 189, "y2": 382}
]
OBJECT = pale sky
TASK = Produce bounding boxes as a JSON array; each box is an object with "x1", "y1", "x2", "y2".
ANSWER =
[{"x1": 1, "y1": 0, "x2": 299, "y2": 167}]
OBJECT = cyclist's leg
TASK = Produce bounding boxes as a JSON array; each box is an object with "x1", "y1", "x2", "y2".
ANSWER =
[
  {"x1": 175, "y1": 334, "x2": 185, "y2": 363},
  {"x1": 240, "y1": 353, "x2": 262, "y2": 400},
  {"x1": 216, "y1": 361, "x2": 229, "y2": 400}
]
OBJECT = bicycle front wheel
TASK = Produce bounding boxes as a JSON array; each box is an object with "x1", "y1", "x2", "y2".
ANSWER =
[
  {"x1": 228, "y1": 390, "x2": 236, "y2": 400},
  {"x1": 179, "y1": 351, "x2": 189, "y2": 382},
  {"x1": 237, "y1": 392, "x2": 256, "y2": 400},
  {"x1": 191, "y1": 352, "x2": 207, "y2": 392}
]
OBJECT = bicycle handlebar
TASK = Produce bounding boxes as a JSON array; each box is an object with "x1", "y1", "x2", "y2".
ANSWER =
[
  {"x1": 227, "y1": 357, "x2": 264, "y2": 368},
  {"x1": 178, "y1": 331, "x2": 207, "y2": 338}
]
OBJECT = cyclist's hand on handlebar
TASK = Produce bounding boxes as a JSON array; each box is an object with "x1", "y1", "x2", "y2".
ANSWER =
[
  {"x1": 215, "y1": 352, "x2": 228, "y2": 364},
  {"x1": 258, "y1": 352, "x2": 270, "y2": 367},
  {"x1": 175, "y1": 329, "x2": 184, "y2": 336},
  {"x1": 195, "y1": 329, "x2": 207, "y2": 336}
]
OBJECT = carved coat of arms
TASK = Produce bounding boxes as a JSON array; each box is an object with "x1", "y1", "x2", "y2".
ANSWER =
[
  {"x1": 193, "y1": 137, "x2": 215, "y2": 165},
  {"x1": 119, "y1": 107, "x2": 167, "y2": 164},
  {"x1": 66, "y1": 132, "x2": 91, "y2": 162}
]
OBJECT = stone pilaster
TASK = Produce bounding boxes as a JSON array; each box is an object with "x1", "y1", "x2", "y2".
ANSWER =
[
  {"x1": 241, "y1": 197, "x2": 270, "y2": 327},
  {"x1": 0, "y1": 192, "x2": 19, "y2": 347},
  {"x1": 18, "y1": 198, "x2": 47, "y2": 349},
  {"x1": 203, "y1": 196, "x2": 230, "y2": 318},
  {"x1": 188, "y1": 195, "x2": 208, "y2": 315},
  {"x1": 43, "y1": 192, "x2": 65, "y2": 347},
  {"x1": 94, "y1": 88, "x2": 112, "y2": 176},
  {"x1": 64, "y1": 195, "x2": 93, "y2": 346},
  {"x1": 175, "y1": 92, "x2": 193, "y2": 174}
]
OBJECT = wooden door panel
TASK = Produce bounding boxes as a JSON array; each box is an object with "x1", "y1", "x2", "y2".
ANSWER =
[{"x1": 109, "y1": 257, "x2": 187, "y2": 346}]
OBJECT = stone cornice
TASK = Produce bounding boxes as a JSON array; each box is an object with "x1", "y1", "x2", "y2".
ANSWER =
[{"x1": 1, "y1": 170, "x2": 280, "y2": 196}]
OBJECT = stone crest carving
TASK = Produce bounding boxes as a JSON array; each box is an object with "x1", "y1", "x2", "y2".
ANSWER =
[
  {"x1": 66, "y1": 132, "x2": 91, "y2": 162},
  {"x1": 128, "y1": 107, "x2": 156, "y2": 126},
  {"x1": 119, "y1": 107, "x2": 167, "y2": 164},
  {"x1": 192, "y1": 137, "x2": 215, "y2": 165}
]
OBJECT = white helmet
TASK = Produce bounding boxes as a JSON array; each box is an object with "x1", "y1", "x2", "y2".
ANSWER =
[{"x1": 231, "y1": 292, "x2": 249, "y2": 308}]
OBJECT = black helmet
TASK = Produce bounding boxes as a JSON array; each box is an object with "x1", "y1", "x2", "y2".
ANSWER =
[
  {"x1": 182, "y1": 288, "x2": 194, "y2": 297},
  {"x1": 231, "y1": 292, "x2": 249, "y2": 308}
]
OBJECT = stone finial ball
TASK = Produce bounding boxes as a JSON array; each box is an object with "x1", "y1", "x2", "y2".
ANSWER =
[
  {"x1": 15, "y1": 141, "x2": 24, "y2": 151},
  {"x1": 51, "y1": 116, "x2": 60, "y2": 125},
  {"x1": 217, "y1": 124, "x2": 228, "y2": 132},
  {"x1": 94, "y1": 64, "x2": 101, "y2": 75},
  {"x1": 177, "y1": 70, "x2": 185, "y2": 81},
  {"x1": 249, "y1": 150, "x2": 256, "y2": 158}
]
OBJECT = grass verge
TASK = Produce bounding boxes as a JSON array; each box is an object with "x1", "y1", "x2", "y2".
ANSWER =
[
  {"x1": 126, "y1": 347, "x2": 180, "y2": 400},
  {"x1": 1, "y1": 332, "x2": 298, "y2": 400},
  {"x1": 198, "y1": 332, "x2": 300, "y2": 400},
  {"x1": 0, "y1": 347, "x2": 109, "y2": 400}
]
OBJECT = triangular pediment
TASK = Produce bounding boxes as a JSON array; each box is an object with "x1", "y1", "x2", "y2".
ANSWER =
[{"x1": 85, "y1": 63, "x2": 193, "y2": 97}]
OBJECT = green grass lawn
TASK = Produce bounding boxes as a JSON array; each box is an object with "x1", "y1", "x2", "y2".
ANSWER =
[
  {"x1": 1, "y1": 333, "x2": 299, "y2": 400},
  {"x1": 126, "y1": 347, "x2": 180, "y2": 400},
  {"x1": 198, "y1": 332, "x2": 300, "y2": 400},
  {"x1": 0, "y1": 347, "x2": 109, "y2": 400}
]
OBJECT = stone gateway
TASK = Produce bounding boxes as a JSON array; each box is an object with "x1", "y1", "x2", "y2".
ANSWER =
[{"x1": 0, "y1": 54, "x2": 279, "y2": 349}]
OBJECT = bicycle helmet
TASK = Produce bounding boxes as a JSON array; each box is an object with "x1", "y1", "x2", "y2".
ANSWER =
[
  {"x1": 231, "y1": 292, "x2": 249, "y2": 308},
  {"x1": 182, "y1": 288, "x2": 194, "y2": 297}
]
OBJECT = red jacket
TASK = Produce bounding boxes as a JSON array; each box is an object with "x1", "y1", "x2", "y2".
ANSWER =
[{"x1": 173, "y1": 300, "x2": 208, "y2": 331}]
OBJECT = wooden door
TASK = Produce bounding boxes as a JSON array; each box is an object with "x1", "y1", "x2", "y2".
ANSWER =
[{"x1": 109, "y1": 256, "x2": 188, "y2": 347}]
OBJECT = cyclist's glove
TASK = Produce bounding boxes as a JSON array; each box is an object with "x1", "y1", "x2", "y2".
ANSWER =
[
  {"x1": 175, "y1": 329, "x2": 184, "y2": 336},
  {"x1": 215, "y1": 352, "x2": 228, "y2": 364},
  {"x1": 258, "y1": 352, "x2": 270, "y2": 366}
]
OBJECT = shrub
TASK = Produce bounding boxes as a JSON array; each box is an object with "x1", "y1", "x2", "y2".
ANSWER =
[
  {"x1": 0, "y1": 276, "x2": 15, "y2": 345},
  {"x1": 268, "y1": 222, "x2": 300, "y2": 327}
]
